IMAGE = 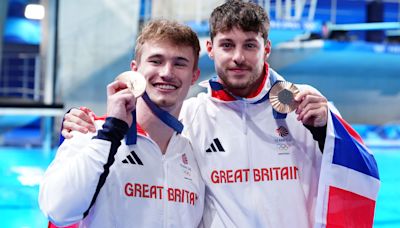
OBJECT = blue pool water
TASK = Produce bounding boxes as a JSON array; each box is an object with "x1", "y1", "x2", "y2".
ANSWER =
[
  {"x1": 0, "y1": 146, "x2": 399, "y2": 227},
  {"x1": 0, "y1": 148, "x2": 54, "y2": 227},
  {"x1": 373, "y1": 148, "x2": 400, "y2": 227}
]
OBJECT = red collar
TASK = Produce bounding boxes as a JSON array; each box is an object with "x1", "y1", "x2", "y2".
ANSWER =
[
  {"x1": 211, "y1": 63, "x2": 269, "y2": 101},
  {"x1": 94, "y1": 114, "x2": 148, "y2": 137}
]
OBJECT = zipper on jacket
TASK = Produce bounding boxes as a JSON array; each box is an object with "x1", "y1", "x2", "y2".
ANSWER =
[
  {"x1": 162, "y1": 155, "x2": 168, "y2": 228},
  {"x1": 242, "y1": 101, "x2": 248, "y2": 135},
  {"x1": 244, "y1": 100, "x2": 257, "y2": 225}
]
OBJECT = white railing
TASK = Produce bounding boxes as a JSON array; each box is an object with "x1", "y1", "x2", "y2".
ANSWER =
[{"x1": 0, "y1": 53, "x2": 42, "y2": 101}]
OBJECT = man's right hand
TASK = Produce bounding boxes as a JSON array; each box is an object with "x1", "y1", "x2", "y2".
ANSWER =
[
  {"x1": 106, "y1": 80, "x2": 136, "y2": 127},
  {"x1": 61, "y1": 80, "x2": 137, "y2": 139},
  {"x1": 61, "y1": 107, "x2": 96, "y2": 139}
]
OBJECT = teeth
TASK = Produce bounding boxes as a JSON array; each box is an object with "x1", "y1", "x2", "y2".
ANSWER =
[{"x1": 155, "y1": 84, "x2": 176, "y2": 90}]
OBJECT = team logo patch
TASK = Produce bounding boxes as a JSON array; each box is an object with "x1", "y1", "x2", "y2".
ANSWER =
[
  {"x1": 276, "y1": 126, "x2": 289, "y2": 137},
  {"x1": 277, "y1": 144, "x2": 290, "y2": 155},
  {"x1": 179, "y1": 153, "x2": 192, "y2": 181},
  {"x1": 277, "y1": 144, "x2": 289, "y2": 150},
  {"x1": 182, "y1": 153, "x2": 188, "y2": 165}
]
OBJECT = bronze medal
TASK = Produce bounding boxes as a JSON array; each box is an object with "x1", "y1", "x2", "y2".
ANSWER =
[
  {"x1": 269, "y1": 81, "x2": 299, "y2": 113},
  {"x1": 115, "y1": 71, "x2": 147, "y2": 97}
]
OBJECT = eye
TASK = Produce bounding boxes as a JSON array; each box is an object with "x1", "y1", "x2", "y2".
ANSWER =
[
  {"x1": 220, "y1": 43, "x2": 233, "y2": 49},
  {"x1": 245, "y1": 43, "x2": 257, "y2": 49},
  {"x1": 149, "y1": 59, "x2": 161, "y2": 65},
  {"x1": 175, "y1": 62, "x2": 188, "y2": 67}
]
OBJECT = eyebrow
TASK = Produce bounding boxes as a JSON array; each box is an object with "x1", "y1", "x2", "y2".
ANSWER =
[
  {"x1": 176, "y1": 56, "x2": 190, "y2": 63},
  {"x1": 244, "y1": 38, "x2": 258, "y2": 43},
  {"x1": 218, "y1": 38, "x2": 258, "y2": 43},
  {"x1": 218, "y1": 38, "x2": 233, "y2": 43},
  {"x1": 147, "y1": 54, "x2": 163, "y2": 59},
  {"x1": 147, "y1": 54, "x2": 190, "y2": 63}
]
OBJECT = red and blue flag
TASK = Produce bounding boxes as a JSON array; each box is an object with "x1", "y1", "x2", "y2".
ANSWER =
[{"x1": 315, "y1": 111, "x2": 380, "y2": 227}]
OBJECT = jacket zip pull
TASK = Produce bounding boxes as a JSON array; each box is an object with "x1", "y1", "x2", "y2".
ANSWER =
[
  {"x1": 242, "y1": 102, "x2": 248, "y2": 135},
  {"x1": 162, "y1": 157, "x2": 168, "y2": 228}
]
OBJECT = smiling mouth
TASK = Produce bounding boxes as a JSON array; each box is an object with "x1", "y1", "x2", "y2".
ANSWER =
[{"x1": 153, "y1": 83, "x2": 178, "y2": 90}]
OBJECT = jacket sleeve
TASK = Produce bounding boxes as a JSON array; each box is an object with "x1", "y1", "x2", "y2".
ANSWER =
[
  {"x1": 38, "y1": 117, "x2": 128, "y2": 226},
  {"x1": 304, "y1": 102, "x2": 341, "y2": 153}
]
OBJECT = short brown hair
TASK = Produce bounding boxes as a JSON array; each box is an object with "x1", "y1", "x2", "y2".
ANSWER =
[
  {"x1": 135, "y1": 19, "x2": 200, "y2": 69},
  {"x1": 209, "y1": 0, "x2": 270, "y2": 41}
]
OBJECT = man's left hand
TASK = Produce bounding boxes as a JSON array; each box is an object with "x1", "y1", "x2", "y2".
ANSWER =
[{"x1": 294, "y1": 90, "x2": 328, "y2": 127}]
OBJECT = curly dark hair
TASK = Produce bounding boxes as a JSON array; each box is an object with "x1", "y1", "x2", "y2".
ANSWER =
[{"x1": 209, "y1": 0, "x2": 270, "y2": 41}]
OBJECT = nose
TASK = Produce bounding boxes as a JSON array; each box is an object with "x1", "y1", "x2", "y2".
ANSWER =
[
  {"x1": 233, "y1": 48, "x2": 245, "y2": 65},
  {"x1": 160, "y1": 63, "x2": 174, "y2": 80}
]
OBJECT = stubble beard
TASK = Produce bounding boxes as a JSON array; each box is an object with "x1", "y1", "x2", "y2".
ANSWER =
[{"x1": 218, "y1": 70, "x2": 259, "y2": 95}]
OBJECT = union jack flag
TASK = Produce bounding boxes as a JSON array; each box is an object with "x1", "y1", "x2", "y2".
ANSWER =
[{"x1": 314, "y1": 111, "x2": 380, "y2": 227}]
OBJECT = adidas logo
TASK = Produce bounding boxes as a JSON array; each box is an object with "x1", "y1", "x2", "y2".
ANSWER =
[
  {"x1": 122, "y1": 150, "x2": 143, "y2": 165},
  {"x1": 206, "y1": 138, "x2": 225, "y2": 153}
]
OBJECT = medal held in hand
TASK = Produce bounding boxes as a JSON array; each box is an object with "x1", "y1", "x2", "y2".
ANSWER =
[
  {"x1": 115, "y1": 71, "x2": 147, "y2": 97},
  {"x1": 269, "y1": 81, "x2": 300, "y2": 113}
]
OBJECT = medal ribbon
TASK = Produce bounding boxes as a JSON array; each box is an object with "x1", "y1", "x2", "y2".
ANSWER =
[{"x1": 125, "y1": 92, "x2": 184, "y2": 145}]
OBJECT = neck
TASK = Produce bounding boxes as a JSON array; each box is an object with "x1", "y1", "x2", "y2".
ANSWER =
[
  {"x1": 135, "y1": 98, "x2": 179, "y2": 154},
  {"x1": 227, "y1": 87, "x2": 253, "y2": 98},
  {"x1": 226, "y1": 73, "x2": 266, "y2": 98}
]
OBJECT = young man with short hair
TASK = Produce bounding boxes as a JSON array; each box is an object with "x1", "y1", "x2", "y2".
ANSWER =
[
  {"x1": 39, "y1": 19, "x2": 204, "y2": 227},
  {"x1": 180, "y1": 2, "x2": 327, "y2": 227}
]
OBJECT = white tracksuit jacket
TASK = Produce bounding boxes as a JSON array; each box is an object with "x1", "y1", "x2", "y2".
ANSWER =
[
  {"x1": 39, "y1": 117, "x2": 205, "y2": 228},
  {"x1": 180, "y1": 67, "x2": 325, "y2": 228}
]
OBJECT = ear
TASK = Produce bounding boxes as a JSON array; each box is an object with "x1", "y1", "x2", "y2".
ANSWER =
[
  {"x1": 264, "y1": 40, "x2": 271, "y2": 59},
  {"x1": 130, "y1": 60, "x2": 138, "y2": 71},
  {"x1": 191, "y1": 69, "x2": 200, "y2": 85},
  {"x1": 206, "y1": 40, "x2": 214, "y2": 59}
]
